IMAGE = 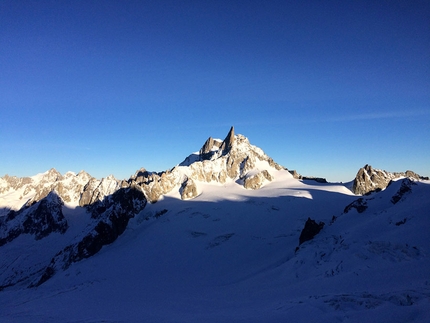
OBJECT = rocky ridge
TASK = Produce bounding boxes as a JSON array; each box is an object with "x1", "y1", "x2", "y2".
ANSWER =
[
  {"x1": 0, "y1": 191, "x2": 67, "y2": 246},
  {"x1": 352, "y1": 164, "x2": 428, "y2": 195},
  {"x1": 0, "y1": 168, "x2": 121, "y2": 211}
]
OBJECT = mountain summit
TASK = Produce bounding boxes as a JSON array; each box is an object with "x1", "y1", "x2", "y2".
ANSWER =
[{"x1": 133, "y1": 127, "x2": 285, "y2": 203}]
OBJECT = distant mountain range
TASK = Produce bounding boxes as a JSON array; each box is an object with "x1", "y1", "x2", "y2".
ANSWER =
[{"x1": 1, "y1": 127, "x2": 429, "y2": 322}]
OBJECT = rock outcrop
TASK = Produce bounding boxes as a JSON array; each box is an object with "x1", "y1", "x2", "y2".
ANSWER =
[
  {"x1": 128, "y1": 168, "x2": 180, "y2": 203},
  {"x1": 343, "y1": 198, "x2": 368, "y2": 214},
  {"x1": 0, "y1": 191, "x2": 68, "y2": 246},
  {"x1": 391, "y1": 178, "x2": 417, "y2": 204},
  {"x1": 352, "y1": 164, "x2": 427, "y2": 195},
  {"x1": 79, "y1": 175, "x2": 120, "y2": 207},
  {"x1": 288, "y1": 170, "x2": 327, "y2": 183},
  {"x1": 0, "y1": 175, "x2": 32, "y2": 194},
  {"x1": 298, "y1": 218, "x2": 325, "y2": 245},
  {"x1": 199, "y1": 137, "x2": 222, "y2": 160},
  {"x1": 180, "y1": 178, "x2": 198, "y2": 200},
  {"x1": 243, "y1": 170, "x2": 273, "y2": 190},
  {"x1": 34, "y1": 186, "x2": 147, "y2": 287}
]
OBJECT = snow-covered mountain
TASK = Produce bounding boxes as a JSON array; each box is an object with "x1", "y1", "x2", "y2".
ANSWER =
[{"x1": 1, "y1": 127, "x2": 429, "y2": 322}]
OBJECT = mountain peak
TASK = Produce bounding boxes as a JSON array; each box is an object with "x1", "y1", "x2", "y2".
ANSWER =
[
  {"x1": 219, "y1": 126, "x2": 235, "y2": 153},
  {"x1": 198, "y1": 126, "x2": 235, "y2": 160},
  {"x1": 352, "y1": 164, "x2": 428, "y2": 195}
]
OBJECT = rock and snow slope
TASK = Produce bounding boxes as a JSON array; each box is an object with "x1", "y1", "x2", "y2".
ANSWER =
[{"x1": 0, "y1": 128, "x2": 429, "y2": 322}]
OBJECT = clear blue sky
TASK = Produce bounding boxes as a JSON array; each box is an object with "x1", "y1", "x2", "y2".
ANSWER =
[{"x1": 1, "y1": 0, "x2": 429, "y2": 182}]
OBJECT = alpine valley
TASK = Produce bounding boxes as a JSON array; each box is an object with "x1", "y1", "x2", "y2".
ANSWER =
[{"x1": 1, "y1": 127, "x2": 429, "y2": 323}]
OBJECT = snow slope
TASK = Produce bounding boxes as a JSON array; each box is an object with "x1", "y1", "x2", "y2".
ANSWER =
[{"x1": 1, "y1": 171, "x2": 429, "y2": 322}]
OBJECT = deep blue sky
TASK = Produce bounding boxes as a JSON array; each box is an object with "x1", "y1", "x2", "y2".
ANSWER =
[{"x1": 1, "y1": 0, "x2": 429, "y2": 181}]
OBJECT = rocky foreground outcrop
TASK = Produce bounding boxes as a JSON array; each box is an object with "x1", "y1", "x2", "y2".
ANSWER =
[
  {"x1": 0, "y1": 191, "x2": 67, "y2": 246},
  {"x1": 298, "y1": 218, "x2": 325, "y2": 246},
  {"x1": 352, "y1": 164, "x2": 428, "y2": 195}
]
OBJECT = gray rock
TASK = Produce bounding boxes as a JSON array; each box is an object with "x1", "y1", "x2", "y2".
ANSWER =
[
  {"x1": 180, "y1": 178, "x2": 198, "y2": 200},
  {"x1": 220, "y1": 126, "x2": 235, "y2": 153},
  {"x1": 352, "y1": 164, "x2": 427, "y2": 195},
  {"x1": 289, "y1": 170, "x2": 301, "y2": 179},
  {"x1": 199, "y1": 137, "x2": 221, "y2": 160},
  {"x1": 243, "y1": 170, "x2": 273, "y2": 190},
  {"x1": 128, "y1": 169, "x2": 179, "y2": 203},
  {"x1": 78, "y1": 175, "x2": 120, "y2": 207}
]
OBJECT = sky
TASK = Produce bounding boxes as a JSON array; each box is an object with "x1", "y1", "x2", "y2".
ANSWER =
[{"x1": 1, "y1": 0, "x2": 429, "y2": 182}]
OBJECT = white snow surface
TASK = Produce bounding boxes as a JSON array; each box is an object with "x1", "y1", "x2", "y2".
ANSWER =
[{"x1": 0, "y1": 170, "x2": 429, "y2": 322}]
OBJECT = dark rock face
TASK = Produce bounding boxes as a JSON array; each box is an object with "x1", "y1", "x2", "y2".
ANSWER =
[
  {"x1": 34, "y1": 186, "x2": 147, "y2": 287},
  {"x1": 0, "y1": 192, "x2": 68, "y2": 246},
  {"x1": 391, "y1": 178, "x2": 416, "y2": 204},
  {"x1": 343, "y1": 198, "x2": 368, "y2": 214},
  {"x1": 287, "y1": 170, "x2": 327, "y2": 183},
  {"x1": 301, "y1": 176, "x2": 327, "y2": 183},
  {"x1": 299, "y1": 218, "x2": 325, "y2": 245}
]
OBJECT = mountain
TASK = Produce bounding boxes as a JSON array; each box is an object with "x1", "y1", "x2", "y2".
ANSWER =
[
  {"x1": 352, "y1": 164, "x2": 428, "y2": 195},
  {"x1": 1, "y1": 128, "x2": 429, "y2": 322}
]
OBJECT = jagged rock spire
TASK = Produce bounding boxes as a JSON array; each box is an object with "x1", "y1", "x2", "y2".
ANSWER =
[
  {"x1": 220, "y1": 126, "x2": 235, "y2": 153},
  {"x1": 199, "y1": 137, "x2": 215, "y2": 156}
]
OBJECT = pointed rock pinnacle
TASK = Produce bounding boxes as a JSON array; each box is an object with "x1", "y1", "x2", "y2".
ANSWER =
[{"x1": 220, "y1": 126, "x2": 235, "y2": 153}]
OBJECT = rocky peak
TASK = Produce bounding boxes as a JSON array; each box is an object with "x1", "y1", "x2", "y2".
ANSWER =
[
  {"x1": 42, "y1": 168, "x2": 63, "y2": 182},
  {"x1": 122, "y1": 127, "x2": 286, "y2": 203},
  {"x1": 183, "y1": 127, "x2": 284, "y2": 189},
  {"x1": 77, "y1": 170, "x2": 92, "y2": 182},
  {"x1": 199, "y1": 137, "x2": 215, "y2": 156},
  {"x1": 352, "y1": 164, "x2": 428, "y2": 195},
  {"x1": 219, "y1": 126, "x2": 235, "y2": 154}
]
